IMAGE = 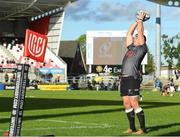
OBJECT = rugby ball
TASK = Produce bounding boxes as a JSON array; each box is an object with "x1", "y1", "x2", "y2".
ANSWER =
[{"x1": 136, "y1": 10, "x2": 150, "y2": 22}]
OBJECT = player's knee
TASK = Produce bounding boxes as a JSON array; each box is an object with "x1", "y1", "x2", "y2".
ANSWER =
[
  {"x1": 131, "y1": 101, "x2": 139, "y2": 109},
  {"x1": 123, "y1": 101, "x2": 131, "y2": 109}
]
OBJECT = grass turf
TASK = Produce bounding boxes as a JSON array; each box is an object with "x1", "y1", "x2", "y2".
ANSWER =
[{"x1": 0, "y1": 89, "x2": 180, "y2": 136}]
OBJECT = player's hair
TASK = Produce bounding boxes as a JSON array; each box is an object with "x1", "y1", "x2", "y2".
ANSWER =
[{"x1": 135, "y1": 34, "x2": 146, "y2": 42}]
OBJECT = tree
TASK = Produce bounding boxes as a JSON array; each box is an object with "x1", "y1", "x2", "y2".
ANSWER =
[
  {"x1": 77, "y1": 34, "x2": 87, "y2": 72},
  {"x1": 173, "y1": 33, "x2": 180, "y2": 69},
  {"x1": 145, "y1": 50, "x2": 155, "y2": 74},
  {"x1": 77, "y1": 34, "x2": 86, "y2": 62},
  {"x1": 161, "y1": 34, "x2": 180, "y2": 78}
]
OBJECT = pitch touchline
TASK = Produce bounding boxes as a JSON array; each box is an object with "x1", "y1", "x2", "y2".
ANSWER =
[
  {"x1": 37, "y1": 119, "x2": 112, "y2": 126},
  {"x1": 22, "y1": 125, "x2": 115, "y2": 131},
  {"x1": 19, "y1": 119, "x2": 118, "y2": 131}
]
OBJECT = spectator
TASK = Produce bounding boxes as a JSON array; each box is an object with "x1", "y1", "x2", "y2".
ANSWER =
[
  {"x1": 92, "y1": 79, "x2": 96, "y2": 87},
  {"x1": 161, "y1": 85, "x2": 170, "y2": 96},
  {"x1": 5, "y1": 73, "x2": 9, "y2": 83},
  {"x1": 55, "y1": 76, "x2": 60, "y2": 83},
  {"x1": 107, "y1": 80, "x2": 112, "y2": 91},
  {"x1": 87, "y1": 80, "x2": 92, "y2": 90},
  {"x1": 95, "y1": 82, "x2": 100, "y2": 91},
  {"x1": 100, "y1": 80, "x2": 105, "y2": 90},
  {"x1": 112, "y1": 81, "x2": 117, "y2": 90},
  {"x1": 10, "y1": 73, "x2": 16, "y2": 83},
  {"x1": 174, "y1": 70, "x2": 179, "y2": 80},
  {"x1": 155, "y1": 78, "x2": 162, "y2": 91},
  {"x1": 169, "y1": 78, "x2": 175, "y2": 92}
]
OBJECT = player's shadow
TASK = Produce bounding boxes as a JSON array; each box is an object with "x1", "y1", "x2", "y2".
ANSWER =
[
  {"x1": 147, "y1": 123, "x2": 180, "y2": 136},
  {"x1": 159, "y1": 130, "x2": 180, "y2": 136}
]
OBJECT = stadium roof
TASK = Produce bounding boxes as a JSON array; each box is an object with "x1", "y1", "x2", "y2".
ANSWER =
[
  {"x1": 0, "y1": 0, "x2": 77, "y2": 21},
  {"x1": 147, "y1": 0, "x2": 180, "y2": 7}
]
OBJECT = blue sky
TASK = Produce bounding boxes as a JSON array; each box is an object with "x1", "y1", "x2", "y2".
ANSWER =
[{"x1": 61, "y1": 0, "x2": 180, "y2": 57}]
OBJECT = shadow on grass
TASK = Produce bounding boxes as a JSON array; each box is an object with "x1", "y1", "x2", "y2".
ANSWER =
[
  {"x1": 1, "y1": 97, "x2": 180, "y2": 112},
  {"x1": 0, "y1": 97, "x2": 180, "y2": 125},
  {"x1": 159, "y1": 131, "x2": 180, "y2": 136},
  {"x1": 147, "y1": 123, "x2": 180, "y2": 136},
  {"x1": 0, "y1": 107, "x2": 123, "y2": 124},
  {"x1": 0, "y1": 97, "x2": 123, "y2": 112}
]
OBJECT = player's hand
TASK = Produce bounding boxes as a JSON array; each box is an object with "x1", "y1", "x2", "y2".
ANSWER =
[{"x1": 136, "y1": 11, "x2": 146, "y2": 21}]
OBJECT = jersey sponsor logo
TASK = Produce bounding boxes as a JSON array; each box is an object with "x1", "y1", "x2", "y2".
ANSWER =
[{"x1": 126, "y1": 51, "x2": 135, "y2": 58}]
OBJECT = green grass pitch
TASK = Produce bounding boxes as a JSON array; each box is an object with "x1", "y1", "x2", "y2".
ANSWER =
[{"x1": 0, "y1": 90, "x2": 180, "y2": 136}]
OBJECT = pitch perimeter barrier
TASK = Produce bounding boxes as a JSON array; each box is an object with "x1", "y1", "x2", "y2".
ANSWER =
[
  {"x1": 38, "y1": 84, "x2": 69, "y2": 91},
  {"x1": 0, "y1": 83, "x2": 3, "y2": 90}
]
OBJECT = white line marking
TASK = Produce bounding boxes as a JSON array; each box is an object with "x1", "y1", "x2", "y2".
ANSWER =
[
  {"x1": 20, "y1": 119, "x2": 118, "y2": 131},
  {"x1": 22, "y1": 125, "x2": 114, "y2": 131},
  {"x1": 37, "y1": 119, "x2": 111, "y2": 126}
]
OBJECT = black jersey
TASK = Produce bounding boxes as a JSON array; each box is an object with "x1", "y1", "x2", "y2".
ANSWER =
[{"x1": 121, "y1": 43, "x2": 147, "y2": 79}]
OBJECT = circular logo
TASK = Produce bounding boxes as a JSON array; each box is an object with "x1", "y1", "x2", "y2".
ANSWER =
[{"x1": 96, "y1": 66, "x2": 103, "y2": 73}]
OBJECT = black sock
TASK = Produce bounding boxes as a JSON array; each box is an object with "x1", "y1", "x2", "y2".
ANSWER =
[
  {"x1": 136, "y1": 109, "x2": 146, "y2": 132},
  {"x1": 126, "y1": 109, "x2": 136, "y2": 131}
]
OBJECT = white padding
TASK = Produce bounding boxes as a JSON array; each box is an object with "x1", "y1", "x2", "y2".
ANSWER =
[
  {"x1": 135, "y1": 107, "x2": 143, "y2": 113},
  {"x1": 125, "y1": 108, "x2": 134, "y2": 113}
]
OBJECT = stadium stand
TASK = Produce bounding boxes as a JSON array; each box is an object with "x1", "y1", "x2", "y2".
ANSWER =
[
  {"x1": 0, "y1": 0, "x2": 78, "y2": 84},
  {"x1": 0, "y1": 45, "x2": 16, "y2": 68},
  {"x1": 0, "y1": 41, "x2": 66, "y2": 82}
]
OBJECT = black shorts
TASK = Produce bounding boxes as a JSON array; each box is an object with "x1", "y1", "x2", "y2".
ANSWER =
[{"x1": 120, "y1": 76, "x2": 141, "y2": 96}]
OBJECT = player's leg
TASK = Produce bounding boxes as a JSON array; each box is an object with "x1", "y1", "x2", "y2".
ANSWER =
[
  {"x1": 130, "y1": 78, "x2": 146, "y2": 134},
  {"x1": 120, "y1": 77, "x2": 136, "y2": 133},
  {"x1": 130, "y1": 95, "x2": 146, "y2": 134},
  {"x1": 122, "y1": 96, "x2": 136, "y2": 133}
]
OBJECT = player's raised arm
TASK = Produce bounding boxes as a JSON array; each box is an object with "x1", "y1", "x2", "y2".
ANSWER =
[
  {"x1": 126, "y1": 22, "x2": 138, "y2": 47},
  {"x1": 136, "y1": 12, "x2": 146, "y2": 45}
]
